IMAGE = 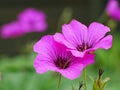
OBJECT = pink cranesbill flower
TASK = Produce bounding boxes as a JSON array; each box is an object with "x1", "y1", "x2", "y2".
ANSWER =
[
  {"x1": 106, "y1": 0, "x2": 120, "y2": 21},
  {"x1": 33, "y1": 35, "x2": 94, "y2": 80},
  {"x1": 54, "y1": 19, "x2": 112, "y2": 58},
  {"x1": 1, "y1": 21, "x2": 26, "y2": 39},
  {"x1": 18, "y1": 8, "x2": 47, "y2": 32}
]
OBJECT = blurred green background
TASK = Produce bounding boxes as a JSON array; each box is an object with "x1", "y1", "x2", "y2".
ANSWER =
[{"x1": 0, "y1": 0, "x2": 120, "y2": 90}]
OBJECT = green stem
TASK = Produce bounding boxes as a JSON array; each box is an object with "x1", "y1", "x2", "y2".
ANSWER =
[
  {"x1": 56, "y1": 73, "x2": 62, "y2": 90},
  {"x1": 83, "y1": 69, "x2": 87, "y2": 90}
]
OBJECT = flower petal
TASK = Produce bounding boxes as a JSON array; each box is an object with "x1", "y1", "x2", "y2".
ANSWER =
[
  {"x1": 88, "y1": 22, "x2": 110, "y2": 46},
  {"x1": 58, "y1": 63, "x2": 84, "y2": 80},
  {"x1": 69, "y1": 50, "x2": 85, "y2": 58},
  {"x1": 34, "y1": 35, "x2": 71, "y2": 61},
  {"x1": 33, "y1": 35, "x2": 55, "y2": 55},
  {"x1": 34, "y1": 55, "x2": 58, "y2": 74},
  {"x1": 54, "y1": 33, "x2": 76, "y2": 49},
  {"x1": 69, "y1": 19, "x2": 88, "y2": 42},
  {"x1": 62, "y1": 20, "x2": 88, "y2": 46},
  {"x1": 94, "y1": 35, "x2": 112, "y2": 50},
  {"x1": 79, "y1": 54, "x2": 94, "y2": 67}
]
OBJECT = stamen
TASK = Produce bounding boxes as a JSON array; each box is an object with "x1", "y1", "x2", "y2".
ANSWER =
[{"x1": 63, "y1": 60, "x2": 70, "y2": 69}]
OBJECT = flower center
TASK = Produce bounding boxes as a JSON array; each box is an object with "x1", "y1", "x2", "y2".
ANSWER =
[
  {"x1": 76, "y1": 43, "x2": 91, "y2": 52},
  {"x1": 54, "y1": 57, "x2": 70, "y2": 69}
]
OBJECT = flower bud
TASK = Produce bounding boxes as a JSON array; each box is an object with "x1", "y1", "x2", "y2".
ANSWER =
[{"x1": 93, "y1": 69, "x2": 110, "y2": 90}]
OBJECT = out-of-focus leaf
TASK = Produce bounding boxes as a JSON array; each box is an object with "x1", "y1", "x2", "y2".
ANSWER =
[{"x1": 57, "y1": 7, "x2": 73, "y2": 32}]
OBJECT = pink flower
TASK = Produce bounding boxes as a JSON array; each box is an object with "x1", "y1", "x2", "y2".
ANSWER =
[
  {"x1": 1, "y1": 21, "x2": 25, "y2": 39},
  {"x1": 54, "y1": 20, "x2": 112, "y2": 58},
  {"x1": 1, "y1": 8, "x2": 47, "y2": 39},
  {"x1": 106, "y1": 0, "x2": 120, "y2": 21},
  {"x1": 33, "y1": 35, "x2": 94, "y2": 80},
  {"x1": 18, "y1": 8, "x2": 47, "y2": 32}
]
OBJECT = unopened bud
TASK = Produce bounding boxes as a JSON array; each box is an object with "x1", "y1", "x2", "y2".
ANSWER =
[
  {"x1": 93, "y1": 69, "x2": 110, "y2": 90},
  {"x1": 99, "y1": 69, "x2": 104, "y2": 79}
]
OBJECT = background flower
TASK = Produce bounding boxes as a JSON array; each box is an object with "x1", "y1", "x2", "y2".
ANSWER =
[
  {"x1": 1, "y1": 21, "x2": 25, "y2": 39},
  {"x1": 33, "y1": 35, "x2": 94, "y2": 80},
  {"x1": 0, "y1": 8, "x2": 47, "y2": 39},
  {"x1": 18, "y1": 8, "x2": 47, "y2": 32},
  {"x1": 54, "y1": 19, "x2": 112, "y2": 58},
  {"x1": 106, "y1": 0, "x2": 120, "y2": 21}
]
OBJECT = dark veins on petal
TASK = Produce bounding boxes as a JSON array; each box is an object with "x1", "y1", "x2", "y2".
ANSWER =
[{"x1": 54, "y1": 57, "x2": 70, "y2": 69}]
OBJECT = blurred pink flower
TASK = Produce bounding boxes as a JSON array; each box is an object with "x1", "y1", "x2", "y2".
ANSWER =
[
  {"x1": 18, "y1": 8, "x2": 47, "y2": 32},
  {"x1": 106, "y1": 0, "x2": 120, "y2": 21},
  {"x1": 1, "y1": 22, "x2": 25, "y2": 39},
  {"x1": 33, "y1": 35, "x2": 94, "y2": 80},
  {"x1": 54, "y1": 20, "x2": 112, "y2": 58}
]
